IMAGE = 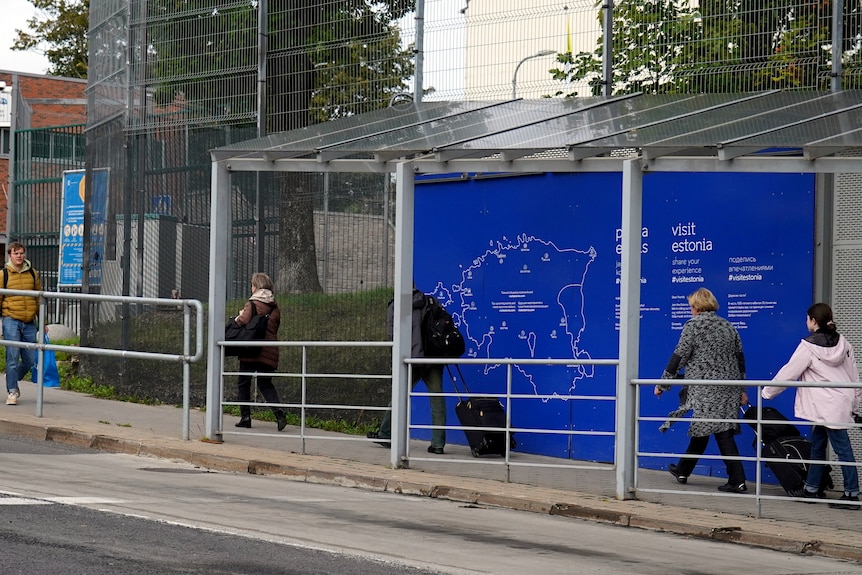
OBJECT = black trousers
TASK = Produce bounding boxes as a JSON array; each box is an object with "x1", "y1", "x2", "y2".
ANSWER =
[
  {"x1": 237, "y1": 361, "x2": 281, "y2": 417},
  {"x1": 675, "y1": 428, "x2": 746, "y2": 485}
]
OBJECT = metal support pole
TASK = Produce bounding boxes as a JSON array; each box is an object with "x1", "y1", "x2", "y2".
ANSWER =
[
  {"x1": 392, "y1": 161, "x2": 416, "y2": 468},
  {"x1": 5, "y1": 79, "x2": 16, "y2": 242},
  {"x1": 814, "y1": 173, "x2": 834, "y2": 303},
  {"x1": 415, "y1": 0, "x2": 425, "y2": 101},
  {"x1": 383, "y1": 175, "x2": 391, "y2": 285},
  {"x1": 322, "y1": 172, "x2": 330, "y2": 289},
  {"x1": 615, "y1": 158, "x2": 643, "y2": 500},
  {"x1": 256, "y1": 0, "x2": 268, "y2": 141},
  {"x1": 81, "y1": 162, "x2": 94, "y2": 296},
  {"x1": 832, "y1": 0, "x2": 844, "y2": 92},
  {"x1": 602, "y1": 0, "x2": 614, "y2": 96},
  {"x1": 255, "y1": 0, "x2": 268, "y2": 272},
  {"x1": 205, "y1": 160, "x2": 232, "y2": 443}
]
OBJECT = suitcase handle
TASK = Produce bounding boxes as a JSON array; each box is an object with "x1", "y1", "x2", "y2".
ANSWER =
[{"x1": 446, "y1": 364, "x2": 471, "y2": 398}]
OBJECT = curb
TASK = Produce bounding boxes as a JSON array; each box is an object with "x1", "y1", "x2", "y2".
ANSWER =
[{"x1": 6, "y1": 419, "x2": 862, "y2": 564}]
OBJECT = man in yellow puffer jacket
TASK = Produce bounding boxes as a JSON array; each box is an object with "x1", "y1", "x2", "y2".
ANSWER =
[{"x1": 2, "y1": 242, "x2": 42, "y2": 405}]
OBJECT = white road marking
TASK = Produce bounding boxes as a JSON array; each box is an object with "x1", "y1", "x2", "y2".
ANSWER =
[
  {"x1": 0, "y1": 491, "x2": 125, "y2": 505},
  {"x1": 45, "y1": 496, "x2": 126, "y2": 504},
  {"x1": 0, "y1": 497, "x2": 52, "y2": 505}
]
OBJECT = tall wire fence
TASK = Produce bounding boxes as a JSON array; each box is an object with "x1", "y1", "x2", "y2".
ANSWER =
[{"x1": 9, "y1": 0, "x2": 861, "y2": 406}]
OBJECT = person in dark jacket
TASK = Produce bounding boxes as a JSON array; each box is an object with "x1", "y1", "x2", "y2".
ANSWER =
[
  {"x1": 233, "y1": 273, "x2": 285, "y2": 431},
  {"x1": 367, "y1": 286, "x2": 446, "y2": 454},
  {"x1": 655, "y1": 287, "x2": 748, "y2": 493}
]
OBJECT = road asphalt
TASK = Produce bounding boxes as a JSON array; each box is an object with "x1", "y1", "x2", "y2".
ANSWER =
[{"x1": 2, "y1": 385, "x2": 862, "y2": 565}]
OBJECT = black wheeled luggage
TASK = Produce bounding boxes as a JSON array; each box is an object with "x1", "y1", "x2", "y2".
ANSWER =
[
  {"x1": 763, "y1": 436, "x2": 834, "y2": 495},
  {"x1": 742, "y1": 405, "x2": 801, "y2": 444},
  {"x1": 743, "y1": 405, "x2": 833, "y2": 495},
  {"x1": 762, "y1": 436, "x2": 808, "y2": 494},
  {"x1": 455, "y1": 396, "x2": 510, "y2": 457},
  {"x1": 448, "y1": 366, "x2": 515, "y2": 457}
]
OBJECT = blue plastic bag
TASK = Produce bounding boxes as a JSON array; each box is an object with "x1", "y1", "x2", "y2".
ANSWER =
[{"x1": 32, "y1": 334, "x2": 60, "y2": 388}]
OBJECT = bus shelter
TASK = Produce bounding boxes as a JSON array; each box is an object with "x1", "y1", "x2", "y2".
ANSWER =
[{"x1": 209, "y1": 91, "x2": 862, "y2": 499}]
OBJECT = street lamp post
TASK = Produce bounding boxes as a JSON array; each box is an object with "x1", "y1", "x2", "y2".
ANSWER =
[{"x1": 512, "y1": 49, "x2": 555, "y2": 99}]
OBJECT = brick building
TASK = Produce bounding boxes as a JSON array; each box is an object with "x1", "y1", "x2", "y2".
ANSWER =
[{"x1": 0, "y1": 70, "x2": 87, "y2": 252}]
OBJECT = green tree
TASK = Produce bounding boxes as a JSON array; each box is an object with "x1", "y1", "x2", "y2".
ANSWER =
[
  {"x1": 12, "y1": 0, "x2": 89, "y2": 78},
  {"x1": 551, "y1": 0, "x2": 697, "y2": 96},
  {"x1": 552, "y1": 0, "x2": 852, "y2": 95},
  {"x1": 264, "y1": 2, "x2": 414, "y2": 294}
]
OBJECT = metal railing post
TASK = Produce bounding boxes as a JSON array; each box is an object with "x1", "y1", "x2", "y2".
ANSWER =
[
  {"x1": 35, "y1": 298, "x2": 47, "y2": 417},
  {"x1": 506, "y1": 364, "x2": 513, "y2": 482},
  {"x1": 182, "y1": 301, "x2": 192, "y2": 440},
  {"x1": 301, "y1": 344, "x2": 308, "y2": 454}
]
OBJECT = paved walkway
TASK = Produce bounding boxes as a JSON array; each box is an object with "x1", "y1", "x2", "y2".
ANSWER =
[{"x1": 2, "y1": 385, "x2": 862, "y2": 565}]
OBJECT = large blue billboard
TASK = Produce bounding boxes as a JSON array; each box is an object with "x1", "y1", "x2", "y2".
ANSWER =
[{"x1": 413, "y1": 171, "x2": 814, "y2": 480}]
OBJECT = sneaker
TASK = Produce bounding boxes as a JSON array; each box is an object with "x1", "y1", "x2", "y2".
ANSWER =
[
  {"x1": 6, "y1": 390, "x2": 19, "y2": 405},
  {"x1": 668, "y1": 463, "x2": 687, "y2": 484},
  {"x1": 717, "y1": 482, "x2": 748, "y2": 493},
  {"x1": 787, "y1": 487, "x2": 822, "y2": 502},
  {"x1": 427, "y1": 445, "x2": 444, "y2": 455},
  {"x1": 828, "y1": 494, "x2": 860, "y2": 510}
]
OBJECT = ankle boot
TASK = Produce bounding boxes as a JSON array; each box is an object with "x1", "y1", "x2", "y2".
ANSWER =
[
  {"x1": 275, "y1": 409, "x2": 287, "y2": 432},
  {"x1": 235, "y1": 415, "x2": 252, "y2": 428}
]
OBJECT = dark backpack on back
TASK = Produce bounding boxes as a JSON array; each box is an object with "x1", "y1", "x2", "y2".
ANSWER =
[{"x1": 421, "y1": 295, "x2": 465, "y2": 358}]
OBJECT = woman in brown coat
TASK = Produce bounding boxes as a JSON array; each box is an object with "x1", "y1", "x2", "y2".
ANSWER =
[{"x1": 234, "y1": 272, "x2": 285, "y2": 431}]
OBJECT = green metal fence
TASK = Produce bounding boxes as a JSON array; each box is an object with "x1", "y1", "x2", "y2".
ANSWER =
[{"x1": 11, "y1": 124, "x2": 86, "y2": 328}]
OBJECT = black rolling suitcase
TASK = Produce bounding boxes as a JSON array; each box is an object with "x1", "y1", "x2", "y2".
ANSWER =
[
  {"x1": 762, "y1": 436, "x2": 810, "y2": 494},
  {"x1": 743, "y1": 406, "x2": 833, "y2": 494},
  {"x1": 742, "y1": 405, "x2": 801, "y2": 444},
  {"x1": 449, "y1": 366, "x2": 515, "y2": 457}
]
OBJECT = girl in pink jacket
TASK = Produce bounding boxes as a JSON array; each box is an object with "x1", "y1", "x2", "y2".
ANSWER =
[{"x1": 762, "y1": 303, "x2": 861, "y2": 510}]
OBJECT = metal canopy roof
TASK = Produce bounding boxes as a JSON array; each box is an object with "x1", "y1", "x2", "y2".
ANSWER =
[{"x1": 211, "y1": 90, "x2": 862, "y2": 174}]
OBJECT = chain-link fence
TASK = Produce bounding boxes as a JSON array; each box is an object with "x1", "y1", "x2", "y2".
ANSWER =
[{"x1": 10, "y1": 0, "x2": 862, "y2": 411}]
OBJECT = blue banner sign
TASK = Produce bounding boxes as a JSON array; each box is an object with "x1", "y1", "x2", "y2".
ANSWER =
[
  {"x1": 414, "y1": 171, "x2": 814, "y2": 480},
  {"x1": 59, "y1": 169, "x2": 109, "y2": 287}
]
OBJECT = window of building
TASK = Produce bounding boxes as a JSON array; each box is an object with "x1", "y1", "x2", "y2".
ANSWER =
[
  {"x1": 0, "y1": 127, "x2": 9, "y2": 155},
  {"x1": 30, "y1": 129, "x2": 84, "y2": 162}
]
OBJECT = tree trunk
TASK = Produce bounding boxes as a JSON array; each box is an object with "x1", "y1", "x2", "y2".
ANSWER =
[
  {"x1": 269, "y1": 5, "x2": 322, "y2": 294},
  {"x1": 276, "y1": 173, "x2": 322, "y2": 294},
  {"x1": 264, "y1": 0, "x2": 413, "y2": 293}
]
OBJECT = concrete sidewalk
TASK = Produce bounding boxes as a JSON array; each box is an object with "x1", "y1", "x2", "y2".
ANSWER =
[{"x1": 2, "y1": 385, "x2": 862, "y2": 564}]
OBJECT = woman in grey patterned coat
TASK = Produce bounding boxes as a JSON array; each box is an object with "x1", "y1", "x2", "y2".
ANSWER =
[{"x1": 654, "y1": 288, "x2": 748, "y2": 493}]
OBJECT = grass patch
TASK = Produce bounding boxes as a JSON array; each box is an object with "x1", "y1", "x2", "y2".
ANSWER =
[{"x1": 67, "y1": 288, "x2": 396, "y2": 433}]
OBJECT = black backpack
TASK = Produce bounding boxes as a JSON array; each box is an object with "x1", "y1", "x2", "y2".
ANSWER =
[{"x1": 421, "y1": 295, "x2": 465, "y2": 358}]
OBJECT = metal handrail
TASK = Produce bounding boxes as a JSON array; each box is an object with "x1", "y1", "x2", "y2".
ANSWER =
[
  {"x1": 632, "y1": 377, "x2": 862, "y2": 515},
  {"x1": 2, "y1": 288, "x2": 204, "y2": 439}
]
